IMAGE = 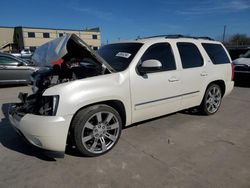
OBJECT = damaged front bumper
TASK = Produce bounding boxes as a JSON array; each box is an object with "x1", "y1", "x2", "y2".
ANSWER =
[{"x1": 8, "y1": 103, "x2": 73, "y2": 152}]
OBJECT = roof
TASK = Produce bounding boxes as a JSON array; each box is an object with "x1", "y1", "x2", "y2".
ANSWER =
[
  {"x1": 118, "y1": 34, "x2": 220, "y2": 44},
  {"x1": 137, "y1": 34, "x2": 214, "y2": 41}
]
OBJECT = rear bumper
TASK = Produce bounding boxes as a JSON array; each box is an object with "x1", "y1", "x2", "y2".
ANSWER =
[{"x1": 9, "y1": 104, "x2": 73, "y2": 152}]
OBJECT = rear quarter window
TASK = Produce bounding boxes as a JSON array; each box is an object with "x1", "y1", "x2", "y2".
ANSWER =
[{"x1": 202, "y1": 43, "x2": 230, "y2": 64}]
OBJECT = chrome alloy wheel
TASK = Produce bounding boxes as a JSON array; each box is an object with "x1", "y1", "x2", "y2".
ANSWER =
[
  {"x1": 205, "y1": 86, "x2": 222, "y2": 114},
  {"x1": 81, "y1": 111, "x2": 120, "y2": 154}
]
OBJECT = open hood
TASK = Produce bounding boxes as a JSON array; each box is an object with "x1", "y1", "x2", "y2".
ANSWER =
[{"x1": 32, "y1": 33, "x2": 114, "y2": 72}]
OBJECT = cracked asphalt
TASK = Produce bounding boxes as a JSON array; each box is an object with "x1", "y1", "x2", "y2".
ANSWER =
[{"x1": 0, "y1": 82, "x2": 250, "y2": 188}]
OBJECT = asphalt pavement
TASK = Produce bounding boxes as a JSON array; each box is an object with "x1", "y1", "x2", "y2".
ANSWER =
[{"x1": 0, "y1": 82, "x2": 249, "y2": 188}]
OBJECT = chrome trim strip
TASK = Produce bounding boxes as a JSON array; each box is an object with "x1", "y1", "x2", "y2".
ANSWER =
[
  {"x1": 0, "y1": 80, "x2": 27, "y2": 82},
  {"x1": 234, "y1": 71, "x2": 250, "y2": 73},
  {"x1": 135, "y1": 91, "x2": 200, "y2": 107}
]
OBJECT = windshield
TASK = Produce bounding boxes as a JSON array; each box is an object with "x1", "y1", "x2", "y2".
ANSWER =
[
  {"x1": 242, "y1": 49, "x2": 250, "y2": 58},
  {"x1": 97, "y1": 43, "x2": 143, "y2": 72}
]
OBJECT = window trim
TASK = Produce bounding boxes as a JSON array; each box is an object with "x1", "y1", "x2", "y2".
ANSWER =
[
  {"x1": 177, "y1": 42, "x2": 204, "y2": 69},
  {"x1": 136, "y1": 42, "x2": 177, "y2": 75}
]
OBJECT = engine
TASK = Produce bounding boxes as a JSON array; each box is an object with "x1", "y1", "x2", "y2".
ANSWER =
[{"x1": 31, "y1": 59, "x2": 104, "y2": 94}]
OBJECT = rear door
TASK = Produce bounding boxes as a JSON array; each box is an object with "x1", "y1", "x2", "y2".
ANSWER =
[{"x1": 176, "y1": 42, "x2": 207, "y2": 109}]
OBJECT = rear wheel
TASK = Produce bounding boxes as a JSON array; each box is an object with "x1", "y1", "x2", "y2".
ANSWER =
[
  {"x1": 71, "y1": 104, "x2": 122, "y2": 157},
  {"x1": 200, "y1": 84, "x2": 222, "y2": 115}
]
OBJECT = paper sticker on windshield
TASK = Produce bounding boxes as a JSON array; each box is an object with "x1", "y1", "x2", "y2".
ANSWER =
[{"x1": 116, "y1": 52, "x2": 131, "y2": 58}]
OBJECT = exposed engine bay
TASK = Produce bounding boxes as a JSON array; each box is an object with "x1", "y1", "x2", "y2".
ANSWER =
[
  {"x1": 31, "y1": 57, "x2": 105, "y2": 93},
  {"x1": 12, "y1": 33, "x2": 112, "y2": 116}
]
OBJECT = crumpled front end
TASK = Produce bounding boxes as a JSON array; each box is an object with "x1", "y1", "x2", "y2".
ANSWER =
[
  {"x1": 8, "y1": 97, "x2": 73, "y2": 152},
  {"x1": 8, "y1": 34, "x2": 113, "y2": 153}
]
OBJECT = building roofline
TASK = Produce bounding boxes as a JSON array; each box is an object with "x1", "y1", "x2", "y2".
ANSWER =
[
  {"x1": 15, "y1": 26, "x2": 100, "y2": 32},
  {"x1": 0, "y1": 25, "x2": 100, "y2": 32},
  {"x1": 0, "y1": 26, "x2": 14, "y2": 29}
]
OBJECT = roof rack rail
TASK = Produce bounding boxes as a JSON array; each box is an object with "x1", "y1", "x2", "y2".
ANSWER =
[
  {"x1": 196, "y1": 36, "x2": 214, "y2": 41},
  {"x1": 137, "y1": 35, "x2": 214, "y2": 41}
]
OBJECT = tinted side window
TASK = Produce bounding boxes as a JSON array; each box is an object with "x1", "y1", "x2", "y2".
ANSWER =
[
  {"x1": 177, "y1": 43, "x2": 203, "y2": 69},
  {"x1": 0, "y1": 56, "x2": 18, "y2": 65},
  {"x1": 202, "y1": 43, "x2": 231, "y2": 64},
  {"x1": 141, "y1": 43, "x2": 176, "y2": 71}
]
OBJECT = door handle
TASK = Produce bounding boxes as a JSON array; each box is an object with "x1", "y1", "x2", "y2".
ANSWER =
[
  {"x1": 168, "y1": 77, "x2": 179, "y2": 82},
  {"x1": 200, "y1": 72, "x2": 208, "y2": 77}
]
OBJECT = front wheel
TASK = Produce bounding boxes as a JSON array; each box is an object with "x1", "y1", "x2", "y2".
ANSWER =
[
  {"x1": 71, "y1": 104, "x2": 122, "y2": 157},
  {"x1": 200, "y1": 84, "x2": 222, "y2": 115}
]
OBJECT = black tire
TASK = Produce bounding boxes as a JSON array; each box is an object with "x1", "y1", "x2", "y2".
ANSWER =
[
  {"x1": 71, "y1": 104, "x2": 122, "y2": 157},
  {"x1": 199, "y1": 84, "x2": 222, "y2": 115}
]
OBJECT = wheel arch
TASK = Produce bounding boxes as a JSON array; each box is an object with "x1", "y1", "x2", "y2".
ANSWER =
[
  {"x1": 206, "y1": 80, "x2": 226, "y2": 97},
  {"x1": 69, "y1": 99, "x2": 127, "y2": 132}
]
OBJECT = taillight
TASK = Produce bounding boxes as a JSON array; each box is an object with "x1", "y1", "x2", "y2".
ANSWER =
[{"x1": 231, "y1": 63, "x2": 234, "y2": 81}]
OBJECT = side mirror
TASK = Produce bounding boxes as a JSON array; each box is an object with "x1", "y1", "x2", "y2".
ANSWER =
[
  {"x1": 138, "y1": 59, "x2": 162, "y2": 75},
  {"x1": 239, "y1": 54, "x2": 244, "y2": 58}
]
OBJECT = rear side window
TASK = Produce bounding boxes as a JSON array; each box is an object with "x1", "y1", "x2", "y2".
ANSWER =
[
  {"x1": 141, "y1": 43, "x2": 176, "y2": 71},
  {"x1": 177, "y1": 43, "x2": 203, "y2": 69},
  {"x1": 202, "y1": 43, "x2": 230, "y2": 64}
]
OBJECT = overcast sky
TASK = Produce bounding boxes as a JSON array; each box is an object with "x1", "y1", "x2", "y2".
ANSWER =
[{"x1": 1, "y1": 0, "x2": 250, "y2": 43}]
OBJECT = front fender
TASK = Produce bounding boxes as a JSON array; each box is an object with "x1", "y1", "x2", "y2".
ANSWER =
[{"x1": 43, "y1": 72, "x2": 132, "y2": 125}]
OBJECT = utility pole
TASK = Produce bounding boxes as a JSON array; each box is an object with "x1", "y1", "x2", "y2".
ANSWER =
[{"x1": 222, "y1": 25, "x2": 226, "y2": 43}]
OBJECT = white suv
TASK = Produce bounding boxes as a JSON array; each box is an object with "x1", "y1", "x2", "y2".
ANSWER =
[{"x1": 9, "y1": 34, "x2": 234, "y2": 157}]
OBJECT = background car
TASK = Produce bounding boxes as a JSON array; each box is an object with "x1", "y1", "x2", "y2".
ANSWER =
[
  {"x1": 227, "y1": 48, "x2": 249, "y2": 60},
  {"x1": 11, "y1": 49, "x2": 32, "y2": 59},
  {"x1": 0, "y1": 52, "x2": 37, "y2": 85},
  {"x1": 233, "y1": 49, "x2": 250, "y2": 75}
]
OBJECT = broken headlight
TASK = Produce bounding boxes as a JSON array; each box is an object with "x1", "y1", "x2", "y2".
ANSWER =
[{"x1": 39, "y1": 95, "x2": 59, "y2": 116}]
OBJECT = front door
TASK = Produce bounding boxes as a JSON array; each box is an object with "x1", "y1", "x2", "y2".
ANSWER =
[{"x1": 130, "y1": 43, "x2": 182, "y2": 123}]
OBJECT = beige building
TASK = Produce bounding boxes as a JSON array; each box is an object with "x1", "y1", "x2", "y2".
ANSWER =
[
  {"x1": 0, "y1": 26, "x2": 101, "y2": 52},
  {"x1": 0, "y1": 26, "x2": 15, "y2": 51}
]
